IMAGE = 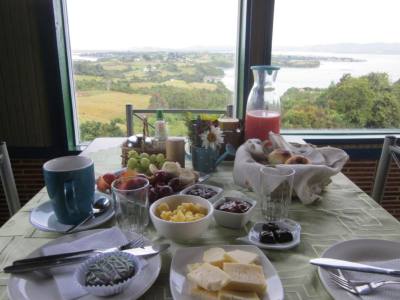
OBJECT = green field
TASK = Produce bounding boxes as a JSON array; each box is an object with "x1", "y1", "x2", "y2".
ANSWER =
[{"x1": 77, "y1": 90, "x2": 150, "y2": 123}]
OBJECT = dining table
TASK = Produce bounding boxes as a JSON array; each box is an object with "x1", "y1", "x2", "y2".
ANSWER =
[{"x1": 1, "y1": 137, "x2": 400, "y2": 300}]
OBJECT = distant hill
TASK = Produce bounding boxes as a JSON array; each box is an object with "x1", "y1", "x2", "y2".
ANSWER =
[{"x1": 274, "y1": 43, "x2": 400, "y2": 55}]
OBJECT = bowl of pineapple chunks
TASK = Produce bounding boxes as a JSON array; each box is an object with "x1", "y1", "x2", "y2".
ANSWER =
[{"x1": 149, "y1": 195, "x2": 214, "y2": 241}]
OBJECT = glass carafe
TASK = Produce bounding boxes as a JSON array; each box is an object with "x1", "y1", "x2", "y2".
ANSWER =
[{"x1": 244, "y1": 65, "x2": 281, "y2": 141}]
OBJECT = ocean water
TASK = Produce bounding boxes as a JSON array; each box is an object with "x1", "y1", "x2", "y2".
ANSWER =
[{"x1": 222, "y1": 51, "x2": 400, "y2": 96}]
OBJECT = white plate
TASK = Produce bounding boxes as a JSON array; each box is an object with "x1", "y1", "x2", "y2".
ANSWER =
[
  {"x1": 239, "y1": 219, "x2": 301, "y2": 250},
  {"x1": 7, "y1": 229, "x2": 161, "y2": 300},
  {"x1": 30, "y1": 192, "x2": 114, "y2": 233},
  {"x1": 318, "y1": 239, "x2": 400, "y2": 300},
  {"x1": 170, "y1": 245, "x2": 284, "y2": 300}
]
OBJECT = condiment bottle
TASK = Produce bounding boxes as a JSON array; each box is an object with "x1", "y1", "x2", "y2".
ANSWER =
[{"x1": 154, "y1": 109, "x2": 168, "y2": 142}]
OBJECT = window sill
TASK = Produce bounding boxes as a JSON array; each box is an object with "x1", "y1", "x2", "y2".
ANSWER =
[{"x1": 282, "y1": 129, "x2": 400, "y2": 144}]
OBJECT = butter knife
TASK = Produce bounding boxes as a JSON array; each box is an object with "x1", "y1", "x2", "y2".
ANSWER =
[
  {"x1": 4, "y1": 244, "x2": 169, "y2": 274},
  {"x1": 310, "y1": 258, "x2": 400, "y2": 276},
  {"x1": 12, "y1": 239, "x2": 142, "y2": 265}
]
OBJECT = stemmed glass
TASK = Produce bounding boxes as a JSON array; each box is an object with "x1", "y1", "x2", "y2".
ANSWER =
[{"x1": 111, "y1": 176, "x2": 149, "y2": 244}]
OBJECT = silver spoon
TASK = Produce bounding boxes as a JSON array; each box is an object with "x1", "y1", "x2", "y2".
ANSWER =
[{"x1": 65, "y1": 196, "x2": 111, "y2": 233}]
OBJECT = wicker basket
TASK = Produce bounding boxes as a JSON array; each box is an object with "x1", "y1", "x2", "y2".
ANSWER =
[
  {"x1": 121, "y1": 116, "x2": 166, "y2": 166},
  {"x1": 121, "y1": 140, "x2": 166, "y2": 167}
]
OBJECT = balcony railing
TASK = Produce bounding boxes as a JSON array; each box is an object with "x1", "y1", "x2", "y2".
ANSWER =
[{"x1": 125, "y1": 104, "x2": 233, "y2": 136}]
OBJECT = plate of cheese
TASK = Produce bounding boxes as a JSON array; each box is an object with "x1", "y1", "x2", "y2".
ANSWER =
[{"x1": 170, "y1": 245, "x2": 284, "y2": 300}]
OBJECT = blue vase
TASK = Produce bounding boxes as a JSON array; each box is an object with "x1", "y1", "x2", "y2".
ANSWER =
[{"x1": 191, "y1": 146, "x2": 219, "y2": 173}]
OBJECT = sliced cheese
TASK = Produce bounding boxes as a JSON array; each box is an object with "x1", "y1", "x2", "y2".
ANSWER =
[
  {"x1": 203, "y1": 247, "x2": 227, "y2": 268},
  {"x1": 224, "y1": 250, "x2": 258, "y2": 265},
  {"x1": 187, "y1": 262, "x2": 204, "y2": 273},
  {"x1": 188, "y1": 263, "x2": 231, "y2": 291},
  {"x1": 218, "y1": 290, "x2": 260, "y2": 300},
  {"x1": 222, "y1": 263, "x2": 267, "y2": 295},
  {"x1": 191, "y1": 286, "x2": 219, "y2": 300}
]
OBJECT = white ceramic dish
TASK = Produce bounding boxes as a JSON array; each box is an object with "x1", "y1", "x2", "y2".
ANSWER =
[
  {"x1": 318, "y1": 239, "x2": 400, "y2": 300},
  {"x1": 7, "y1": 229, "x2": 162, "y2": 300},
  {"x1": 169, "y1": 245, "x2": 284, "y2": 300},
  {"x1": 150, "y1": 194, "x2": 214, "y2": 241},
  {"x1": 30, "y1": 192, "x2": 114, "y2": 233},
  {"x1": 213, "y1": 196, "x2": 256, "y2": 229},
  {"x1": 239, "y1": 219, "x2": 301, "y2": 250},
  {"x1": 179, "y1": 183, "x2": 223, "y2": 203}
]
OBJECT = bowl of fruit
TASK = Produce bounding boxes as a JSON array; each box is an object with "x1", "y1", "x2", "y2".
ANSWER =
[
  {"x1": 149, "y1": 194, "x2": 214, "y2": 241},
  {"x1": 96, "y1": 151, "x2": 200, "y2": 204}
]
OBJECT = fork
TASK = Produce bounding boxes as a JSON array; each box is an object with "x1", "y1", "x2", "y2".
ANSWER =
[
  {"x1": 329, "y1": 270, "x2": 400, "y2": 295},
  {"x1": 12, "y1": 237, "x2": 144, "y2": 265}
]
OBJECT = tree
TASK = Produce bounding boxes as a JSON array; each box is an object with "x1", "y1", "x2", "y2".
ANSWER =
[{"x1": 80, "y1": 118, "x2": 124, "y2": 141}]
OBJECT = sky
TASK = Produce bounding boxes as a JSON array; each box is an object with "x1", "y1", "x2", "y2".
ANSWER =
[
  {"x1": 273, "y1": 0, "x2": 400, "y2": 47},
  {"x1": 66, "y1": 0, "x2": 400, "y2": 51},
  {"x1": 66, "y1": 0, "x2": 239, "y2": 51}
]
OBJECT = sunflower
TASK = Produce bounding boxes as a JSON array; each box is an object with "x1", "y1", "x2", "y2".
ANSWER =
[{"x1": 200, "y1": 126, "x2": 224, "y2": 150}]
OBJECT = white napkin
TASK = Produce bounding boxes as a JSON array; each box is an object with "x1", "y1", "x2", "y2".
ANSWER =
[
  {"x1": 341, "y1": 259, "x2": 400, "y2": 300},
  {"x1": 42, "y1": 227, "x2": 128, "y2": 300},
  {"x1": 233, "y1": 133, "x2": 349, "y2": 204}
]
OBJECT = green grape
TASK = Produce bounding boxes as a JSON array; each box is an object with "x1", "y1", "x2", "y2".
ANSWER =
[
  {"x1": 128, "y1": 150, "x2": 139, "y2": 158},
  {"x1": 149, "y1": 154, "x2": 157, "y2": 163},
  {"x1": 140, "y1": 152, "x2": 150, "y2": 159},
  {"x1": 127, "y1": 158, "x2": 139, "y2": 170},
  {"x1": 157, "y1": 159, "x2": 166, "y2": 169},
  {"x1": 140, "y1": 157, "x2": 150, "y2": 170},
  {"x1": 156, "y1": 153, "x2": 165, "y2": 163}
]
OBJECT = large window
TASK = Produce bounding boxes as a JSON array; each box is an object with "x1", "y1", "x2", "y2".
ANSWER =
[
  {"x1": 273, "y1": 0, "x2": 400, "y2": 131},
  {"x1": 65, "y1": 0, "x2": 239, "y2": 142}
]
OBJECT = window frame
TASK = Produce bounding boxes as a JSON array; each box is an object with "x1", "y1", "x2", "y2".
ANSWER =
[{"x1": 55, "y1": 0, "x2": 400, "y2": 152}]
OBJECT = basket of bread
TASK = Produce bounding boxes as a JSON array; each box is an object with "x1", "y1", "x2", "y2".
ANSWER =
[{"x1": 233, "y1": 133, "x2": 349, "y2": 204}]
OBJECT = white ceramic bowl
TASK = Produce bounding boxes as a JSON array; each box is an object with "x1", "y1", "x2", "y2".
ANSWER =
[
  {"x1": 179, "y1": 183, "x2": 223, "y2": 203},
  {"x1": 149, "y1": 194, "x2": 214, "y2": 241},
  {"x1": 213, "y1": 196, "x2": 257, "y2": 229}
]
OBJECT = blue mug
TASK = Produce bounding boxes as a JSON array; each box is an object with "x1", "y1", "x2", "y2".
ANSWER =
[{"x1": 43, "y1": 156, "x2": 95, "y2": 225}]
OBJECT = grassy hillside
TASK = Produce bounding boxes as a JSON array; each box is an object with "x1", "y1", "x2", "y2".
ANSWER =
[{"x1": 77, "y1": 90, "x2": 150, "y2": 123}]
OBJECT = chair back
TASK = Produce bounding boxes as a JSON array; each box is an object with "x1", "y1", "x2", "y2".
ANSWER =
[
  {"x1": 0, "y1": 142, "x2": 21, "y2": 216},
  {"x1": 372, "y1": 136, "x2": 400, "y2": 203}
]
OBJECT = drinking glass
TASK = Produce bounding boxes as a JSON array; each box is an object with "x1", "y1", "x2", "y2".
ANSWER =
[
  {"x1": 111, "y1": 177, "x2": 149, "y2": 241},
  {"x1": 258, "y1": 166, "x2": 295, "y2": 221}
]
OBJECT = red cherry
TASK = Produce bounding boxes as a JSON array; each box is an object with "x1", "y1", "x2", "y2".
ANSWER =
[
  {"x1": 158, "y1": 185, "x2": 173, "y2": 198},
  {"x1": 149, "y1": 187, "x2": 158, "y2": 203},
  {"x1": 102, "y1": 173, "x2": 117, "y2": 185},
  {"x1": 168, "y1": 177, "x2": 181, "y2": 192}
]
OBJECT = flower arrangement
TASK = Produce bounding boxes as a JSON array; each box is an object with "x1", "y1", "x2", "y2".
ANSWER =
[{"x1": 186, "y1": 114, "x2": 224, "y2": 150}]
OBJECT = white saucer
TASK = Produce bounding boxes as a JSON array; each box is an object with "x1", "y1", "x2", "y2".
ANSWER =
[
  {"x1": 7, "y1": 229, "x2": 161, "y2": 300},
  {"x1": 238, "y1": 218, "x2": 301, "y2": 250},
  {"x1": 30, "y1": 193, "x2": 115, "y2": 232}
]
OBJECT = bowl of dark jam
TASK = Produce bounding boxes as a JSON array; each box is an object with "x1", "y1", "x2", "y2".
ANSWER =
[
  {"x1": 180, "y1": 184, "x2": 223, "y2": 203},
  {"x1": 213, "y1": 196, "x2": 256, "y2": 229}
]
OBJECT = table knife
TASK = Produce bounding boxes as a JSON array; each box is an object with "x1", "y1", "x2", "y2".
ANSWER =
[
  {"x1": 12, "y1": 239, "x2": 141, "y2": 265},
  {"x1": 310, "y1": 258, "x2": 400, "y2": 276},
  {"x1": 4, "y1": 244, "x2": 169, "y2": 274}
]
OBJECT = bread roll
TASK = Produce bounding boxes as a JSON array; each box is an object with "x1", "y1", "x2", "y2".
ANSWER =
[
  {"x1": 267, "y1": 149, "x2": 292, "y2": 165},
  {"x1": 285, "y1": 155, "x2": 311, "y2": 165}
]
